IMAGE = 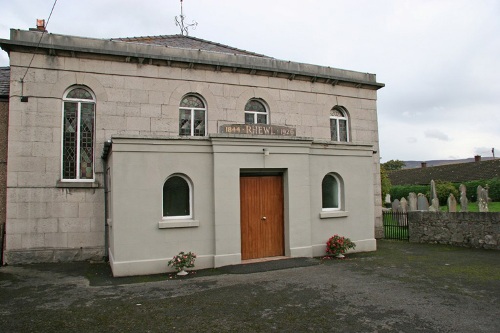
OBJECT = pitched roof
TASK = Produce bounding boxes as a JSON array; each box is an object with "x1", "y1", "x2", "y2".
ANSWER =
[
  {"x1": 0, "y1": 67, "x2": 9, "y2": 97},
  {"x1": 111, "y1": 34, "x2": 270, "y2": 58},
  {"x1": 388, "y1": 159, "x2": 500, "y2": 185}
]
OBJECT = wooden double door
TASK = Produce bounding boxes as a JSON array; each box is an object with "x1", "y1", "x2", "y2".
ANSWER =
[{"x1": 240, "y1": 175, "x2": 284, "y2": 260}]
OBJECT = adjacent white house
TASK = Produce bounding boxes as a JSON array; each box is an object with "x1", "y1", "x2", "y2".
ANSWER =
[{"x1": 0, "y1": 27, "x2": 384, "y2": 276}]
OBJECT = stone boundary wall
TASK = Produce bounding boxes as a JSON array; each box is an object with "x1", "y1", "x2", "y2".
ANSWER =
[{"x1": 408, "y1": 211, "x2": 500, "y2": 250}]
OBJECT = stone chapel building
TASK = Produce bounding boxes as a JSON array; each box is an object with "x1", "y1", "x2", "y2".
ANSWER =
[{"x1": 0, "y1": 28, "x2": 384, "y2": 276}]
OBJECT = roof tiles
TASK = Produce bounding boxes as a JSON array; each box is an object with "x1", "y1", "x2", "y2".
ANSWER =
[{"x1": 111, "y1": 34, "x2": 270, "y2": 58}]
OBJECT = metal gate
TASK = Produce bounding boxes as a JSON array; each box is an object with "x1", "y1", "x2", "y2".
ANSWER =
[{"x1": 382, "y1": 211, "x2": 409, "y2": 240}]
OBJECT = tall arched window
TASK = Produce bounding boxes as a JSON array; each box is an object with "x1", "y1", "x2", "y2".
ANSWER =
[
  {"x1": 322, "y1": 173, "x2": 342, "y2": 210},
  {"x1": 330, "y1": 106, "x2": 349, "y2": 142},
  {"x1": 163, "y1": 175, "x2": 192, "y2": 218},
  {"x1": 244, "y1": 99, "x2": 268, "y2": 124},
  {"x1": 179, "y1": 95, "x2": 206, "y2": 136},
  {"x1": 61, "y1": 86, "x2": 96, "y2": 181}
]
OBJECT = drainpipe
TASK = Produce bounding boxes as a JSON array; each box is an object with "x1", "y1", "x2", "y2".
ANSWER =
[{"x1": 101, "y1": 140, "x2": 112, "y2": 261}]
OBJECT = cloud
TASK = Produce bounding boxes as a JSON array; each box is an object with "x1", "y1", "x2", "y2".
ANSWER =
[
  {"x1": 424, "y1": 130, "x2": 450, "y2": 141},
  {"x1": 407, "y1": 137, "x2": 418, "y2": 144}
]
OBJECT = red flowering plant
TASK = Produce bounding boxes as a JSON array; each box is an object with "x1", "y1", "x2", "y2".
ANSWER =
[
  {"x1": 168, "y1": 251, "x2": 197, "y2": 272},
  {"x1": 326, "y1": 234, "x2": 356, "y2": 257}
]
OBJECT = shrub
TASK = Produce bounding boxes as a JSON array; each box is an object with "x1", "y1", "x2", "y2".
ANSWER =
[
  {"x1": 428, "y1": 181, "x2": 459, "y2": 206},
  {"x1": 167, "y1": 251, "x2": 196, "y2": 272},
  {"x1": 326, "y1": 235, "x2": 356, "y2": 257}
]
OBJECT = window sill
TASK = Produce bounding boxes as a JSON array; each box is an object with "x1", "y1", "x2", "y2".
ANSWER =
[
  {"x1": 56, "y1": 181, "x2": 99, "y2": 188},
  {"x1": 320, "y1": 211, "x2": 349, "y2": 219},
  {"x1": 158, "y1": 219, "x2": 199, "y2": 229}
]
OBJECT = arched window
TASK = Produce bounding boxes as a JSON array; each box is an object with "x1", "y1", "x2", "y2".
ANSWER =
[
  {"x1": 179, "y1": 95, "x2": 206, "y2": 136},
  {"x1": 244, "y1": 99, "x2": 268, "y2": 124},
  {"x1": 61, "y1": 86, "x2": 96, "y2": 181},
  {"x1": 330, "y1": 106, "x2": 349, "y2": 142},
  {"x1": 322, "y1": 173, "x2": 342, "y2": 210},
  {"x1": 163, "y1": 175, "x2": 192, "y2": 218}
]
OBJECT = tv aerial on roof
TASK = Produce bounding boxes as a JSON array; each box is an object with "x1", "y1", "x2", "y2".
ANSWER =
[{"x1": 175, "y1": 0, "x2": 198, "y2": 36}]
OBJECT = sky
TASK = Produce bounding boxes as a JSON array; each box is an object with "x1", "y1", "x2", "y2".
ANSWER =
[{"x1": 0, "y1": 0, "x2": 499, "y2": 163}]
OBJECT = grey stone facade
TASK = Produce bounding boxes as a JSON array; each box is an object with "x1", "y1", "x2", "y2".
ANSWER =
[
  {"x1": 0, "y1": 29, "x2": 384, "y2": 273},
  {"x1": 409, "y1": 211, "x2": 500, "y2": 250}
]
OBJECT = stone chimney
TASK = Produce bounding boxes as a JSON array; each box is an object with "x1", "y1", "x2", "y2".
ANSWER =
[
  {"x1": 474, "y1": 155, "x2": 481, "y2": 162},
  {"x1": 421, "y1": 162, "x2": 427, "y2": 168}
]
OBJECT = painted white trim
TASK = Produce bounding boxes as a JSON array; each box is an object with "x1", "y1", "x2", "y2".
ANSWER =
[
  {"x1": 158, "y1": 219, "x2": 199, "y2": 228},
  {"x1": 320, "y1": 211, "x2": 349, "y2": 219},
  {"x1": 109, "y1": 251, "x2": 214, "y2": 277}
]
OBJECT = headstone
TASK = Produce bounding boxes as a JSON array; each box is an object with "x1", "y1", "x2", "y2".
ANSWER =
[
  {"x1": 399, "y1": 197, "x2": 408, "y2": 213},
  {"x1": 430, "y1": 198, "x2": 440, "y2": 212},
  {"x1": 459, "y1": 184, "x2": 468, "y2": 212},
  {"x1": 447, "y1": 193, "x2": 457, "y2": 212},
  {"x1": 429, "y1": 180, "x2": 439, "y2": 211},
  {"x1": 417, "y1": 193, "x2": 429, "y2": 211},
  {"x1": 477, "y1": 185, "x2": 483, "y2": 204},
  {"x1": 408, "y1": 192, "x2": 418, "y2": 211},
  {"x1": 479, "y1": 187, "x2": 489, "y2": 212},
  {"x1": 392, "y1": 198, "x2": 400, "y2": 212},
  {"x1": 430, "y1": 180, "x2": 437, "y2": 201},
  {"x1": 385, "y1": 194, "x2": 391, "y2": 204}
]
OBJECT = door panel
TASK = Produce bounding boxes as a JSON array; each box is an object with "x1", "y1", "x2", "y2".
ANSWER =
[{"x1": 240, "y1": 176, "x2": 284, "y2": 260}]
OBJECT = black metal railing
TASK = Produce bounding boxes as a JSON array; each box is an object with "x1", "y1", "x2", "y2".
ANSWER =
[{"x1": 382, "y1": 211, "x2": 409, "y2": 240}]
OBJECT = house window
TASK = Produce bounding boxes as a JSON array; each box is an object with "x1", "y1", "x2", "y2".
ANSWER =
[
  {"x1": 322, "y1": 174, "x2": 342, "y2": 210},
  {"x1": 330, "y1": 106, "x2": 348, "y2": 142},
  {"x1": 163, "y1": 175, "x2": 192, "y2": 218},
  {"x1": 245, "y1": 99, "x2": 268, "y2": 124},
  {"x1": 61, "y1": 86, "x2": 95, "y2": 181},
  {"x1": 179, "y1": 95, "x2": 206, "y2": 136}
]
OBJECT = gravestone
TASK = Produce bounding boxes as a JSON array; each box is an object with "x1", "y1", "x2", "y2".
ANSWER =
[
  {"x1": 429, "y1": 180, "x2": 439, "y2": 211},
  {"x1": 447, "y1": 193, "x2": 457, "y2": 212},
  {"x1": 477, "y1": 185, "x2": 483, "y2": 204},
  {"x1": 459, "y1": 184, "x2": 468, "y2": 212},
  {"x1": 429, "y1": 198, "x2": 440, "y2": 212},
  {"x1": 392, "y1": 198, "x2": 400, "y2": 212},
  {"x1": 399, "y1": 197, "x2": 408, "y2": 213},
  {"x1": 417, "y1": 193, "x2": 429, "y2": 211},
  {"x1": 385, "y1": 194, "x2": 391, "y2": 208},
  {"x1": 408, "y1": 192, "x2": 418, "y2": 211},
  {"x1": 430, "y1": 180, "x2": 437, "y2": 201},
  {"x1": 397, "y1": 197, "x2": 408, "y2": 226},
  {"x1": 478, "y1": 186, "x2": 489, "y2": 212}
]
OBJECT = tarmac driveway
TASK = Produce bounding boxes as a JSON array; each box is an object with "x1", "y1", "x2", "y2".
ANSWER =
[{"x1": 1, "y1": 240, "x2": 499, "y2": 332}]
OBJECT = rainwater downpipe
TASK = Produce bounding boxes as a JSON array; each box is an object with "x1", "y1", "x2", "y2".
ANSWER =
[{"x1": 101, "y1": 140, "x2": 112, "y2": 261}]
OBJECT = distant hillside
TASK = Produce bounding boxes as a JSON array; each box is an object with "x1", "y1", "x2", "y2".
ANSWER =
[{"x1": 403, "y1": 157, "x2": 495, "y2": 169}]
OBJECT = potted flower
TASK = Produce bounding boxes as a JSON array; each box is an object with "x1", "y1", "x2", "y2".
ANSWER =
[
  {"x1": 326, "y1": 234, "x2": 356, "y2": 258},
  {"x1": 168, "y1": 251, "x2": 196, "y2": 275}
]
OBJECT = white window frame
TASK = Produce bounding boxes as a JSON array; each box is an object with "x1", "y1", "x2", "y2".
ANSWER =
[
  {"x1": 179, "y1": 95, "x2": 207, "y2": 136},
  {"x1": 244, "y1": 99, "x2": 269, "y2": 125},
  {"x1": 330, "y1": 106, "x2": 349, "y2": 142},
  {"x1": 322, "y1": 173, "x2": 342, "y2": 211},
  {"x1": 162, "y1": 174, "x2": 193, "y2": 220},
  {"x1": 60, "y1": 86, "x2": 96, "y2": 182}
]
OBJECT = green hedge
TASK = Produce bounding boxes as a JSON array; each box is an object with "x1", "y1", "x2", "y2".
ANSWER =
[{"x1": 389, "y1": 178, "x2": 500, "y2": 204}]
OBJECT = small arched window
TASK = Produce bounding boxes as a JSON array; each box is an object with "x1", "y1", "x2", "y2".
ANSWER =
[
  {"x1": 163, "y1": 175, "x2": 192, "y2": 218},
  {"x1": 330, "y1": 106, "x2": 349, "y2": 142},
  {"x1": 322, "y1": 173, "x2": 342, "y2": 210},
  {"x1": 245, "y1": 99, "x2": 268, "y2": 124},
  {"x1": 62, "y1": 86, "x2": 96, "y2": 181},
  {"x1": 179, "y1": 95, "x2": 206, "y2": 136}
]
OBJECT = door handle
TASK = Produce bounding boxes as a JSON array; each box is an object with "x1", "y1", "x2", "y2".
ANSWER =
[{"x1": 261, "y1": 216, "x2": 267, "y2": 221}]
